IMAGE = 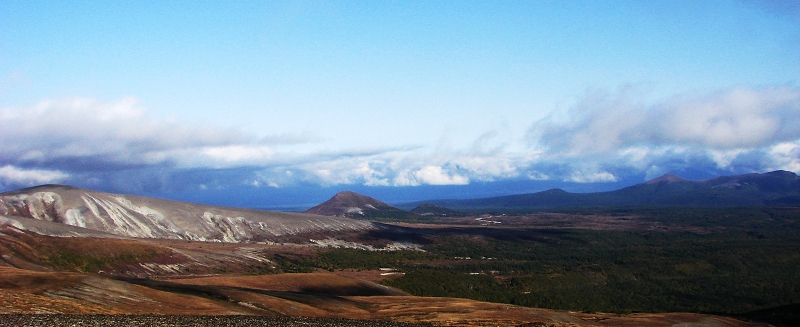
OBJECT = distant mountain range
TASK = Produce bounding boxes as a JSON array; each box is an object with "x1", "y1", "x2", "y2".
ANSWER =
[
  {"x1": 302, "y1": 170, "x2": 800, "y2": 219},
  {"x1": 401, "y1": 170, "x2": 800, "y2": 211},
  {"x1": 2, "y1": 171, "x2": 799, "y2": 235}
]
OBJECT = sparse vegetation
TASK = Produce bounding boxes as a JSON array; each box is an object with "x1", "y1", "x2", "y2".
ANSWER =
[
  {"x1": 0, "y1": 231, "x2": 174, "y2": 273},
  {"x1": 43, "y1": 246, "x2": 165, "y2": 272},
  {"x1": 315, "y1": 248, "x2": 441, "y2": 270}
]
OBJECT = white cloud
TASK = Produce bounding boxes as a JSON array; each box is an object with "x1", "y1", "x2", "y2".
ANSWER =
[
  {"x1": 526, "y1": 84, "x2": 800, "y2": 180},
  {"x1": 392, "y1": 170, "x2": 421, "y2": 187},
  {"x1": 199, "y1": 145, "x2": 275, "y2": 167},
  {"x1": 767, "y1": 141, "x2": 800, "y2": 172},
  {"x1": 707, "y1": 149, "x2": 748, "y2": 169},
  {"x1": 286, "y1": 154, "x2": 474, "y2": 187},
  {"x1": 0, "y1": 165, "x2": 69, "y2": 186},
  {"x1": 449, "y1": 156, "x2": 519, "y2": 181},
  {"x1": 531, "y1": 85, "x2": 800, "y2": 155},
  {"x1": 618, "y1": 146, "x2": 659, "y2": 170},
  {"x1": 413, "y1": 166, "x2": 470, "y2": 185},
  {"x1": 526, "y1": 171, "x2": 550, "y2": 180},
  {"x1": 0, "y1": 97, "x2": 293, "y2": 170},
  {"x1": 354, "y1": 162, "x2": 390, "y2": 186},
  {"x1": 654, "y1": 86, "x2": 800, "y2": 148},
  {"x1": 529, "y1": 86, "x2": 649, "y2": 156},
  {"x1": 4, "y1": 85, "x2": 800, "y2": 194},
  {"x1": 569, "y1": 170, "x2": 618, "y2": 183}
]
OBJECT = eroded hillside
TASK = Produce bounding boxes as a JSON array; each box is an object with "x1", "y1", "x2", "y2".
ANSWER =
[{"x1": 0, "y1": 185, "x2": 374, "y2": 242}]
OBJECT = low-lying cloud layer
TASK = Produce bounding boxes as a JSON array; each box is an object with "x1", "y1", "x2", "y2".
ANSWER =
[{"x1": 2, "y1": 84, "x2": 800, "y2": 194}]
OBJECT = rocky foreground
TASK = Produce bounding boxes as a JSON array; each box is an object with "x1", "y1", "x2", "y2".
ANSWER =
[{"x1": 0, "y1": 315, "x2": 434, "y2": 327}]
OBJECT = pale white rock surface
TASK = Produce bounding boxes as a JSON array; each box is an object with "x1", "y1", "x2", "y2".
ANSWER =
[{"x1": 0, "y1": 185, "x2": 375, "y2": 243}]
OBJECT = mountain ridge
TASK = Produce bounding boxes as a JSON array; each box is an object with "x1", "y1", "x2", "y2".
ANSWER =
[
  {"x1": 400, "y1": 170, "x2": 800, "y2": 210},
  {"x1": 0, "y1": 185, "x2": 374, "y2": 242},
  {"x1": 4, "y1": 170, "x2": 800, "y2": 232}
]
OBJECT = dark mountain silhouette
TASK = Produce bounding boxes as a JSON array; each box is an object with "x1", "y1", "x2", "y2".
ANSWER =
[
  {"x1": 304, "y1": 191, "x2": 418, "y2": 219},
  {"x1": 405, "y1": 170, "x2": 800, "y2": 210}
]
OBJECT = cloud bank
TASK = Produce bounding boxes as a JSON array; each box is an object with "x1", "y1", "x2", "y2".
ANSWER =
[
  {"x1": 0, "y1": 97, "x2": 260, "y2": 170},
  {"x1": 531, "y1": 85, "x2": 800, "y2": 154},
  {"x1": 1, "y1": 84, "x2": 799, "y2": 194},
  {"x1": 0, "y1": 165, "x2": 69, "y2": 186},
  {"x1": 527, "y1": 84, "x2": 800, "y2": 180}
]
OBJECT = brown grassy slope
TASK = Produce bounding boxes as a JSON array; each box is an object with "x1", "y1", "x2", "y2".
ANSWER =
[
  {"x1": 0, "y1": 228, "x2": 182, "y2": 273},
  {"x1": 0, "y1": 266, "x2": 766, "y2": 326},
  {"x1": 354, "y1": 296, "x2": 765, "y2": 327},
  {"x1": 0, "y1": 266, "x2": 252, "y2": 315},
  {"x1": 170, "y1": 273, "x2": 407, "y2": 296},
  {"x1": 0, "y1": 228, "x2": 285, "y2": 277}
]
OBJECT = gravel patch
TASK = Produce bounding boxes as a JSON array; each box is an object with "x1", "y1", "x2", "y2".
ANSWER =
[{"x1": 0, "y1": 315, "x2": 434, "y2": 327}]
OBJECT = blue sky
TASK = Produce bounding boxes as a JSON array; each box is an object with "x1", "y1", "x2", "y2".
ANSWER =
[{"x1": 1, "y1": 1, "x2": 799, "y2": 207}]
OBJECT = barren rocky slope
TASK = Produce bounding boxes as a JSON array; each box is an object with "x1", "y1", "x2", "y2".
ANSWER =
[{"x1": 0, "y1": 185, "x2": 374, "y2": 242}]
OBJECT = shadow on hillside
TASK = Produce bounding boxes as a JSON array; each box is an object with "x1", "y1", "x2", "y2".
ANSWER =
[
  {"x1": 739, "y1": 303, "x2": 800, "y2": 327},
  {"x1": 116, "y1": 276, "x2": 399, "y2": 299}
]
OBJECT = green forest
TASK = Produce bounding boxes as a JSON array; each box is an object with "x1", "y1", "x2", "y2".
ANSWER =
[{"x1": 272, "y1": 206, "x2": 800, "y2": 323}]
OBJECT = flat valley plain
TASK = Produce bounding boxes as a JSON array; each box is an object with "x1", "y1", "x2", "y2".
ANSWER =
[{"x1": 2, "y1": 206, "x2": 798, "y2": 326}]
